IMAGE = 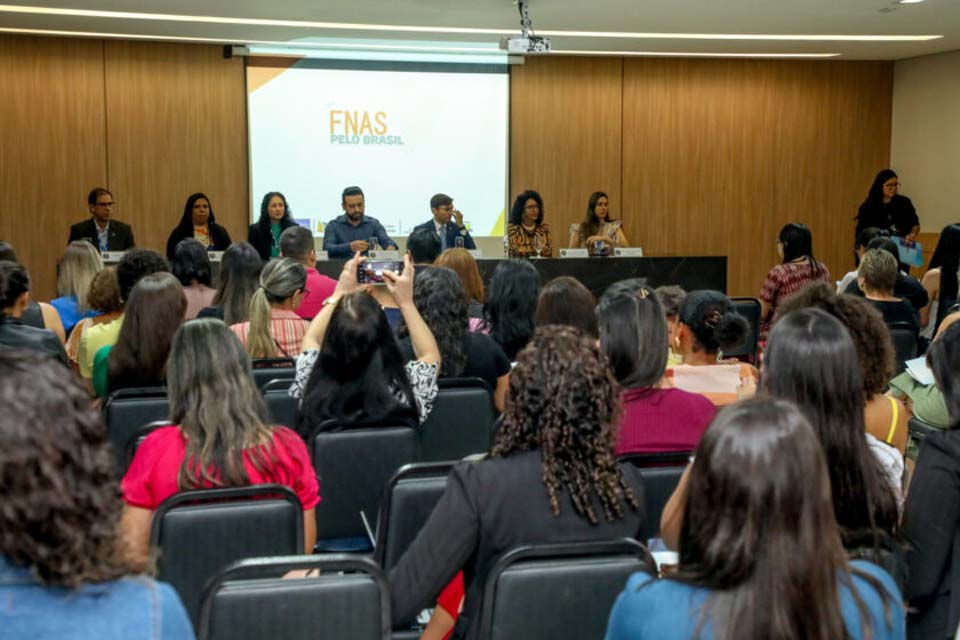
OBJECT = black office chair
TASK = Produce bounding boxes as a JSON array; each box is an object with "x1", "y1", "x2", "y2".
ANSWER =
[
  {"x1": 310, "y1": 423, "x2": 419, "y2": 550},
  {"x1": 198, "y1": 555, "x2": 390, "y2": 640},
  {"x1": 102, "y1": 387, "x2": 169, "y2": 472},
  {"x1": 250, "y1": 357, "x2": 296, "y2": 390},
  {"x1": 419, "y1": 378, "x2": 496, "y2": 462},
  {"x1": 477, "y1": 539, "x2": 653, "y2": 640},
  {"x1": 262, "y1": 379, "x2": 298, "y2": 429},
  {"x1": 121, "y1": 420, "x2": 172, "y2": 471},
  {"x1": 888, "y1": 322, "x2": 918, "y2": 374},
  {"x1": 618, "y1": 451, "x2": 692, "y2": 541},
  {"x1": 150, "y1": 484, "x2": 304, "y2": 628},
  {"x1": 375, "y1": 462, "x2": 454, "y2": 573},
  {"x1": 726, "y1": 297, "x2": 761, "y2": 362}
]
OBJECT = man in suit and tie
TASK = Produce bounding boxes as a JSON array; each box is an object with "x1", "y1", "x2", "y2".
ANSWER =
[
  {"x1": 68, "y1": 188, "x2": 135, "y2": 252},
  {"x1": 411, "y1": 193, "x2": 476, "y2": 252}
]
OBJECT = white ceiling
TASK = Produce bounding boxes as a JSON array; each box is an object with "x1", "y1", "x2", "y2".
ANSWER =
[{"x1": 0, "y1": 0, "x2": 958, "y2": 60}]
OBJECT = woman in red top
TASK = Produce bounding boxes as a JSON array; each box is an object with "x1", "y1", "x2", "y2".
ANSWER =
[
  {"x1": 598, "y1": 279, "x2": 716, "y2": 455},
  {"x1": 120, "y1": 319, "x2": 319, "y2": 569}
]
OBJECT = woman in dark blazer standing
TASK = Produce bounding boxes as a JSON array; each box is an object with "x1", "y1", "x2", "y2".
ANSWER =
[
  {"x1": 165, "y1": 192, "x2": 232, "y2": 260},
  {"x1": 855, "y1": 169, "x2": 920, "y2": 245},
  {"x1": 388, "y1": 325, "x2": 646, "y2": 639},
  {"x1": 248, "y1": 191, "x2": 298, "y2": 261}
]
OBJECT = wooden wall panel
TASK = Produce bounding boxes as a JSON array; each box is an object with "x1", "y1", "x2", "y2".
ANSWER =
[
  {"x1": 621, "y1": 59, "x2": 893, "y2": 296},
  {"x1": 0, "y1": 35, "x2": 108, "y2": 299},
  {"x1": 103, "y1": 42, "x2": 248, "y2": 258},
  {"x1": 510, "y1": 57, "x2": 623, "y2": 256}
]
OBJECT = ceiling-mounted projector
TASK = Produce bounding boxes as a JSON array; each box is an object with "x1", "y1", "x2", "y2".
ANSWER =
[{"x1": 499, "y1": 35, "x2": 551, "y2": 54}]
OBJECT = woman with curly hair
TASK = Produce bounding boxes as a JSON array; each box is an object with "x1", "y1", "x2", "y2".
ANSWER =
[
  {"x1": 0, "y1": 350, "x2": 193, "y2": 638},
  {"x1": 388, "y1": 326, "x2": 645, "y2": 639},
  {"x1": 398, "y1": 267, "x2": 510, "y2": 411}
]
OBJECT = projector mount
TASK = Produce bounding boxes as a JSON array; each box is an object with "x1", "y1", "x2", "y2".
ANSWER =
[{"x1": 500, "y1": 0, "x2": 551, "y2": 54}]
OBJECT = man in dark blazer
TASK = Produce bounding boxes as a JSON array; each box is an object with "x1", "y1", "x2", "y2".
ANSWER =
[
  {"x1": 68, "y1": 187, "x2": 135, "y2": 252},
  {"x1": 411, "y1": 193, "x2": 476, "y2": 252}
]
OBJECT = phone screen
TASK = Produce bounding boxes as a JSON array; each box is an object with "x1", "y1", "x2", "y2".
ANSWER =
[{"x1": 358, "y1": 260, "x2": 404, "y2": 284}]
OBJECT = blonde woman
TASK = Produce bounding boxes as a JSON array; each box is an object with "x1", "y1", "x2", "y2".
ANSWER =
[
  {"x1": 51, "y1": 240, "x2": 102, "y2": 335},
  {"x1": 231, "y1": 257, "x2": 308, "y2": 358}
]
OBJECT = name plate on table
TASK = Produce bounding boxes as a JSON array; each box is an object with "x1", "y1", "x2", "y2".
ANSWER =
[
  {"x1": 368, "y1": 250, "x2": 400, "y2": 260},
  {"x1": 208, "y1": 251, "x2": 224, "y2": 263},
  {"x1": 614, "y1": 247, "x2": 644, "y2": 257},
  {"x1": 559, "y1": 248, "x2": 589, "y2": 258},
  {"x1": 467, "y1": 249, "x2": 484, "y2": 258},
  {"x1": 101, "y1": 251, "x2": 126, "y2": 263},
  {"x1": 314, "y1": 250, "x2": 329, "y2": 261}
]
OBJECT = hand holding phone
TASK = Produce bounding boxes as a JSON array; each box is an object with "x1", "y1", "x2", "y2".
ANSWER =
[{"x1": 357, "y1": 260, "x2": 404, "y2": 285}]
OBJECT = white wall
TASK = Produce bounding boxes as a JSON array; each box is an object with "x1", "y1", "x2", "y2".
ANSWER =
[{"x1": 892, "y1": 49, "x2": 960, "y2": 233}]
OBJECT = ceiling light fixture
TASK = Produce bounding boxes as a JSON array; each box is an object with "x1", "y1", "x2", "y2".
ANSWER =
[{"x1": 552, "y1": 49, "x2": 841, "y2": 58}]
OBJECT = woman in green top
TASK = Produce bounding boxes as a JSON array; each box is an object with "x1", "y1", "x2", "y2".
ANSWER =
[{"x1": 248, "y1": 191, "x2": 298, "y2": 261}]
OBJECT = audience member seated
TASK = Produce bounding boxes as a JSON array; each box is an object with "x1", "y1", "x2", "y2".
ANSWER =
[
  {"x1": 291, "y1": 253, "x2": 440, "y2": 434},
  {"x1": 0, "y1": 243, "x2": 66, "y2": 342},
  {"x1": 480, "y1": 259, "x2": 541, "y2": 361},
  {"x1": 759, "y1": 222, "x2": 831, "y2": 339},
  {"x1": 407, "y1": 227, "x2": 442, "y2": 267},
  {"x1": 655, "y1": 285, "x2": 686, "y2": 365},
  {"x1": 776, "y1": 282, "x2": 909, "y2": 455},
  {"x1": 171, "y1": 238, "x2": 216, "y2": 320},
  {"x1": 120, "y1": 319, "x2": 319, "y2": 570},
  {"x1": 507, "y1": 190, "x2": 551, "y2": 258},
  {"x1": 279, "y1": 225, "x2": 336, "y2": 321},
  {"x1": 397, "y1": 267, "x2": 510, "y2": 412},
  {"x1": 0, "y1": 351, "x2": 192, "y2": 639},
  {"x1": 598, "y1": 280, "x2": 715, "y2": 455},
  {"x1": 903, "y1": 321, "x2": 960, "y2": 638},
  {"x1": 435, "y1": 248, "x2": 485, "y2": 321},
  {"x1": 569, "y1": 191, "x2": 629, "y2": 256},
  {"x1": 858, "y1": 249, "x2": 920, "y2": 335},
  {"x1": 389, "y1": 327, "x2": 646, "y2": 639},
  {"x1": 230, "y1": 258, "x2": 308, "y2": 358},
  {"x1": 77, "y1": 249, "x2": 168, "y2": 382},
  {"x1": 839, "y1": 226, "x2": 885, "y2": 293},
  {"x1": 248, "y1": 191, "x2": 297, "y2": 261},
  {"x1": 535, "y1": 276, "x2": 598, "y2": 338},
  {"x1": 608, "y1": 397, "x2": 904, "y2": 640},
  {"x1": 165, "y1": 192, "x2": 232, "y2": 260},
  {"x1": 92, "y1": 273, "x2": 186, "y2": 398},
  {"x1": 51, "y1": 240, "x2": 102, "y2": 335},
  {"x1": 670, "y1": 290, "x2": 755, "y2": 406},
  {"x1": 844, "y1": 236, "x2": 928, "y2": 312},
  {"x1": 65, "y1": 267, "x2": 123, "y2": 370},
  {"x1": 917, "y1": 223, "x2": 960, "y2": 341},
  {"x1": 0, "y1": 261, "x2": 68, "y2": 365},
  {"x1": 763, "y1": 309, "x2": 903, "y2": 566},
  {"x1": 197, "y1": 242, "x2": 263, "y2": 324}
]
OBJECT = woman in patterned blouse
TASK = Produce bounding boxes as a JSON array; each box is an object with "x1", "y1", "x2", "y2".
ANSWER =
[{"x1": 507, "y1": 190, "x2": 552, "y2": 258}]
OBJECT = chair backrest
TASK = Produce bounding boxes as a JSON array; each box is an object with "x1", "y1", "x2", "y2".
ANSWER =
[
  {"x1": 250, "y1": 358, "x2": 296, "y2": 390},
  {"x1": 311, "y1": 425, "x2": 419, "y2": 543},
  {"x1": 102, "y1": 387, "x2": 169, "y2": 471},
  {"x1": 888, "y1": 322, "x2": 918, "y2": 373},
  {"x1": 263, "y1": 388, "x2": 299, "y2": 429},
  {"x1": 121, "y1": 420, "x2": 172, "y2": 473},
  {"x1": 478, "y1": 539, "x2": 652, "y2": 640},
  {"x1": 198, "y1": 555, "x2": 389, "y2": 640},
  {"x1": 419, "y1": 378, "x2": 496, "y2": 462},
  {"x1": 725, "y1": 297, "x2": 761, "y2": 360},
  {"x1": 618, "y1": 451, "x2": 692, "y2": 541},
  {"x1": 374, "y1": 462, "x2": 454, "y2": 572},
  {"x1": 149, "y1": 485, "x2": 304, "y2": 628}
]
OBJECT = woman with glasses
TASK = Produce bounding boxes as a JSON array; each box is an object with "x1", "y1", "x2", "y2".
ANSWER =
[
  {"x1": 855, "y1": 169, "x2": 920, "y2": 257},
  {"x1": 507, "y1": 190, "x2": 551, "y2": 258}
]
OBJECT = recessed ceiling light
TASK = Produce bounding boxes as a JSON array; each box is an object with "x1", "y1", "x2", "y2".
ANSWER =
[
  {"x1": 0, "y1": 5, "x2": 942, "y2": 42},
  {"x1": 898, "y1": 0, "x2": 926, "y2": 4}
]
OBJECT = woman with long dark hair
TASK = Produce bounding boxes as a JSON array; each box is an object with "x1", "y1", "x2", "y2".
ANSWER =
[
  {"x1": 292, "y1": 252, "x2": 441, "y2": 433},
  {"x1": 535, "y1": 276, "x2": 598, "y2": 338},
  {"x1": 197, "y1": 242, "x2": 264, "y2": 325},
  {"x1": 920, "y1": 223, "x2": 960, "y2": 338},
  {"x1": 568, "y1": 191, "x2": 629, "y2": 256},
  {"x1": 171, "y1": 238, "x2": 215, "y2": 320},
  {"x1": 607, "y1": 397, "x2": 904, "y2": 640},
  {"x1": 121, "y1": 319, "x2": 319, "y2": 569},
  {"x1": 0, "y1": 351, "x2": 193, "y2": 638},
  {"x1": 165, "y1": 192, "x2": 232, "y2": 260},
  {"x1": 248, "y1": 191, "x2": 297, "y2": 261},
  {"x1": 856, "y1": 169, "x2": 919, "y2": 244},
  {"x1": 759, "y1": 222, "x2": 831, "y2": 338},
  {"x1": 598, "y1": 280, "x2": 715, "y2": 455},
  {"x1": 95, "y1": 273, "x2": 186, "y2": 397},
  {"x1": 481, "y1": 259, "x2": 541, "y2": 361},
  {"x1": 506, "y1": 190, "x2": 551, "y2": 258},
  {"x1": 389, "y1": 326, "x2": 645, "y2": 639}
]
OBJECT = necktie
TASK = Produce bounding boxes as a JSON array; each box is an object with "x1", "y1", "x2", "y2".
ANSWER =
[{"x1": 440, "y1": 224, "x2": 448, "y2": 251}]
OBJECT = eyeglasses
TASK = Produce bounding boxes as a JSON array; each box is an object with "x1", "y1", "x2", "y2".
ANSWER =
[
  {"x1": 95, "y1": 202, "x2": 116, "y2": 207},
  {"x1": 524, "y1": 204, "x2": 540, "y2": 211}
]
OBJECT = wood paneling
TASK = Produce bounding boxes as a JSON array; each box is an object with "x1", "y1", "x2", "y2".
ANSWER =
[
  {"x1": 103, "y1": 41, "x2": 248, "y2": 258},
  {"x1": 0, "y1": 35, "x2": 108, "y2": 299},
  {"x1": 510, "y1": 57, "x2": 623, "y2": 256}
]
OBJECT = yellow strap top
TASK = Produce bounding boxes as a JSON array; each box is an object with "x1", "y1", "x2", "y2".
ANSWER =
[{"x1": 885, "y1": 395, "x2": 899, "y2": 445}]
